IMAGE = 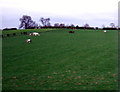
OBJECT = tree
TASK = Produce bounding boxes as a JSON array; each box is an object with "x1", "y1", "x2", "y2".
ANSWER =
[
  {"x1": 46, "y1": 18, "x2": 51, "y2": 27},
  {"x1": 54, "y1": 23, "x2": 60, "y2": 27},
  {"x1": 70, "y1": 24, "x2": 75, "y2": 28},
  {"x1": 19, "y1": 15, "x2": 38, "y2": 29},
  {"x1": 47, "y1": 23, "x2": 51, "y2": 27},
  {"x1": 29, "y1": 21, "x2": 38, "y2": 28},
  {"x1": 110, "y1": 23, "x2": 115, "y2": 28},
  {"x1": 76, "y1": 25, "x2": 79, "y2": 29},
  {"x1": 40, "y1": 17, "x2": 45, "y2": 26},
  {"x1": 102, "y1": 24, "x2": 105, "y2": 28},
  {"x1": 84, "y1": 23, "x2": 89, "y2": 28},
  {"x1": 59, "y1": 23, "x2": 65, "y2": 28},
  {"x1": 40, "y1": 17, "x2": 51, "y2": 27}
]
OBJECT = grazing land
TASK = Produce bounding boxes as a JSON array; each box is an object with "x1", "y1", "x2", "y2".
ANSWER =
[{"x1": 2, "y1": 29, "x2": 118, "y2": 90}]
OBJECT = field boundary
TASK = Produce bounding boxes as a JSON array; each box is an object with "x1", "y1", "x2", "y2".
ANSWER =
[{"x1": 1, "y1": 30, "x2": 54, "y2": 38}]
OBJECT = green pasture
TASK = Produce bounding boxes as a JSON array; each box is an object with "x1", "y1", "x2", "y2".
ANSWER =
[
  {"x1": 2, "y1": 28, "x2": 55, "y2": 35},
  {"x1": 2, "y1": 29, "x2": 118, "y2": 90}
]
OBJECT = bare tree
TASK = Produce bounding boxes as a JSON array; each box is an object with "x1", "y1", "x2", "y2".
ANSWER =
[
  {"x1": 46, "y1": 18, "x2": 51, "y2": 27},
  {"x1": 40, "y1": 17, "x2": 45, "y2": 26},
  {"x1": 70, "y1": 24, "x2": 75, "y2": 28},
  {"x1": 110, "y1": 23, "x2": 115, "y2": 28},
  {"x1": 44, "y1": 18, "x2": 50, "y2": 27},
  {"x1": 40, "y1": 17, "x2": 51, "y2": 27},
  {"x1": 47, "y1": 22, "x2": 51, "y2": 27},
  {"x1": 84, "y1": 23, "x2": 89, "y2": 27},
  {"x1": 54, "y1": 23, "x2": 59, "y2": 27},
  {"x1": 19, "y1": 15, "x2": 38, "y2": 29},
  {"x1": 59, "y1": 23, "x2": 65, "y2": 28}
]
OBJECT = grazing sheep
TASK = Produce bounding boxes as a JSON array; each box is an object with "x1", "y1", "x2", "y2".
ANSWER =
[
  {"x1": 26, "y1": 38, "x2": 31, "y2": 43},
  {"x1": 33, "y1": 32, "x2": 40, "y2": 36},
  {"x1": 29, "y1": 33, "x2": 33, "y2": 36},
  {"x1": 29, "y1": 32, "x2": 40, "y2": 36},
  {"x1": 69, "y1": 31, "x2": 74, "y2": 33},
  {"x1": 104, "y1": 30, "x2": 107, "y2": 33}
]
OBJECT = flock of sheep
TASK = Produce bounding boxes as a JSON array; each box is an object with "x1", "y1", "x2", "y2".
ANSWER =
[
  {"x1": 26, "y1": 32, "x2": 40, "y2": 43},
  {"x1": 26, "y1": 30, "x2": 107, "y2": 43}
]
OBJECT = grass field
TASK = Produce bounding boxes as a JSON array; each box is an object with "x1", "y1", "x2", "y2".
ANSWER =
[{"x1": 2, "y1": 29, "x2": 118, "y2": 90}]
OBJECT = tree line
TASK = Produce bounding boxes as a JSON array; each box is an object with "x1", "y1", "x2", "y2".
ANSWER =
[{"x1": 3, "y1": 15, "x2": 119, "y2": 30}]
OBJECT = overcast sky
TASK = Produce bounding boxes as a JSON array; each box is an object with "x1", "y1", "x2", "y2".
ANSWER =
[{"x1": 0, "y1": 0, "x2": 119, "y2": 29}]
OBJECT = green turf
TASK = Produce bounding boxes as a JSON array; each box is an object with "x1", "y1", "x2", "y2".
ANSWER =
[
  {"x1": 2, "y1": 29, "x2": 118, "y2": 90},
  {"x1": 2, "y1": 28, "x2": 56, "y2": 35}
]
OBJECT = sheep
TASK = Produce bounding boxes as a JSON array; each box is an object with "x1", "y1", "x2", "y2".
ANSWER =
[
  {"x1": 33, "y1": 32, "x2": 40, "y2": 36},
  {"x1": 26, "y1": 38, "x2": 31, "y2": 43},
  {"x1": 29, "y1": 33, "x2": 33, "y2": 36},
  {"x1": 104, "y1": 30, "x2": 107, "y2": 33},
  {"x1": 69, "y1": 31, "x2": 74, "y2": 33},
  {"x1": 29, "y1": 32, "x2": 40, "y2": 36}
]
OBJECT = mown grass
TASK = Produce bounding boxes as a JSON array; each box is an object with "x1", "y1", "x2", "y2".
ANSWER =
[{"x1": 2, "y1": 29, "x2": 118, "y2": 90}]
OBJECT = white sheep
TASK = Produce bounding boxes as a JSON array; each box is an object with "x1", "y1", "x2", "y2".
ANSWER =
[
  {"x1": 26, "y1": 38, "x2": 31, "y2": 43},
  {"x1": 104, "y1": 30, "x2": 107, "y2": 33},
  {"x1": 33, "y1": 32, "x2": 40, "y2": 36}
]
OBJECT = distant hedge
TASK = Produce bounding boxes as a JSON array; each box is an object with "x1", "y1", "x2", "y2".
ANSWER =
[
  {"x1": 3, "y1": 28, "x2": 17, "y2": 31},
  {"x1": 103, "y1": 28, "x2": 117, "y2": 30}
]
